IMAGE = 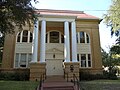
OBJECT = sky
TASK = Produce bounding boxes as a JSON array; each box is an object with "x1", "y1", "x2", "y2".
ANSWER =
[{"x1": 32, "y1": 0, "x2": 116, "y2": 52}]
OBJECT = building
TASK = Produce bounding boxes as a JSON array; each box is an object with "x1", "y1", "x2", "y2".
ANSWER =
[{"x1": 1, "y1": 9, "x2": 103, "y2": 81}]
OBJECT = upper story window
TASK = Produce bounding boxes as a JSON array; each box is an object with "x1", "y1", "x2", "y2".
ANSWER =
[
  {"x1": 46, "y1": 31, "x2": 64, "y2": 43},
  {"x1": 77, "y1": 32, "x2": 90, "y2": 44},
  {"x1": 17, "y1": 30, "x2": 33, "y2": 43}
]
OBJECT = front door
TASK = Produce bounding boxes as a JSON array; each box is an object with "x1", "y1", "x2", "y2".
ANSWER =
[{"x1": 46, "y1": 59, "x2": 64, "y2": 76}]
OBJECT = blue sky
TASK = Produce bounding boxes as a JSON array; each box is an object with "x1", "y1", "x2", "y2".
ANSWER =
[{"x1": 32, "y1": 0, "x2": 116, "y2": 52}]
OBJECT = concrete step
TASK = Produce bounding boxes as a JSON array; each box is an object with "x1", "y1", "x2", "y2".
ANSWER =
[
  {"x1": 39, "y1": 75, "x2": 78, "y2": 90},
  {"x1": 43, "y1": 86, "x2": 74, "y2": 90}
]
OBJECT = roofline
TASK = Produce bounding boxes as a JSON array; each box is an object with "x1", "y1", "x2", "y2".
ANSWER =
[
  {"x1": 77, "y1": 18, "x2": 102, "y2": 23},
  {"x1": 34, "y1": 9, "x2": 84, "y2": 14}
]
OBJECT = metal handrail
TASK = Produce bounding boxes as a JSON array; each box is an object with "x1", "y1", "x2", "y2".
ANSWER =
[
  {"x1": 38, "y1": 73, "x2": 46, "y2": 90},
  {"x1": 73, "y1": 74, "x2": 80, "y2": 90}
]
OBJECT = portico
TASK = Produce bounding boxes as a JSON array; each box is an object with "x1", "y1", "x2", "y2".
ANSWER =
[{"x1": 30, "y1": 15, "x2": 79, "y2": 80}]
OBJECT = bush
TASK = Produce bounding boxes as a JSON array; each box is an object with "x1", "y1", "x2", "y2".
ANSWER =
[
  {"x1": 79, "y1": 72, "x2": 104, "y2": 81},
  {"x1": 103, "y1": 70, "x2": 118, "y2": 80},
  {"x1": 0, "y1": 71, "x2": 30, "y2": 81},
  {"x1": 79, "y1": 71, "x2": 118, "y2": 81}
]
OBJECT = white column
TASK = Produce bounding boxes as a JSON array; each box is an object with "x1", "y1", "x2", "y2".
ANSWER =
[
  {"x1": 71, "y1": 21, "x2": 77, "y2": 62},
  {"x1": 40, "y1": 20, "x2": 46, "y2": 62},
  {"x1": 32, "y1": 19, "x2": 39, "y2": 62},
  {"x1": 64, "y1": 21, "x2": 70, "y2": 62}
]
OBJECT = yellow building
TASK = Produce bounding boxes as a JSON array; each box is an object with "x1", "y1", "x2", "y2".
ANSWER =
[{"x1": 1, "y1": 9, "x2": 102, "y2": 80}]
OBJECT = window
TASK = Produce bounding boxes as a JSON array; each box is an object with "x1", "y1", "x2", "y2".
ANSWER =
[
  {"x1": 17, "y1": 33, "x2": 21, "y2": 42},
  {"x1": 20, "y1": 53, "x2": 27, "y2": 67},
  {"x1": 46, "y1": 31, "x2": 64, "y2": 43},
  {"x1": 17, "y1": 30, "x2": 33, "y2": 43},
  {"x1": 76, "y1": 32, "x2": 90, "y2": 44},
  {"x1": 77, "y1": 54, "x2": 92, "y2": 68},
  {"x1": 22, "y1": 31, "x2": 28, "y2": 42},
  {"x1": 88, "y1": 54, "x2": 91, "y2": 67},
  {"x1": 50, "y1": 31, "x2": 59, "y2": 43},
  {"x1": 80, "y1": 32, "x2": 85, "y2": 43},
  {"x1": 81, "y1": 54, "x2": 86, "y2": 67},
  {"x1": 14, "y1": 53, "x2": 32, "y2": 68}
]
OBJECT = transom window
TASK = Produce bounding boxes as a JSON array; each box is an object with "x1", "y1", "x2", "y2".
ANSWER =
[
  {"x1": 77, "y1": 54, "x2": 92, "y2": 68},
  {"x1": 46, "y1": 31, "x2": 64, "y2": 43},
  {"x1": 15, "y1": 53, "x2": 32, "y2": 68},
  {"x1": 17, "y1": 30, "x2": 33, "y2": 43},
  {"x1": 77, "y1": 32, "x2": 90, "y2": 43}
]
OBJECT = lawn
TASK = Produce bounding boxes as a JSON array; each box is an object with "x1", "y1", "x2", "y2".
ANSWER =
[
  {"x1": 80, "y1": 79, "x2": 120, "y2": 90},
  {"x1": 0, "y1": 80, "x2": 120, "y2": 90},
  {"x1": 0, "y1": 81, "x2": 39, "y2": 90}
]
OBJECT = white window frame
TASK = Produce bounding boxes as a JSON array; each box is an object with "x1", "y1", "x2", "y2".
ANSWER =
[
  {"x1": 46, "y1": 30, "x2": 64, "y2": 43},
  {"x1": 16, "y1": 30, "x2": 33, "y2": 43},
  {"x1": 77, "y1": 54, "x2": 92, "y2": 68},
  {"x1": 14, "y1": 53, "x2": 32, "y2": 68},
  {"x1": 77, "y1": 32, "x2": 90, "y2": 44}
]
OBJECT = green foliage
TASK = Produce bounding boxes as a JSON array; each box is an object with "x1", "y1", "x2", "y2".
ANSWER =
[
  {"x1": 101, "y1": 48, "x2": 120, "y2": 67},
  {"x1": 103, "y1": 70, "x2": 118, "y2": 80},
  {"x1": 0, "y1": 71, "x2": 30, "y2": 81},
  {"x1": 0, "y1": 35, "x2": 4, "y2": 63},
  {"x1": 110, "y1": 45, "x2": 120, "y2": 54},
  {"x1": 79, "y1": 72, "x2": 105, "y2": 81},
  {"x1": 80, "y1": 71, "x2": 118, "y2": 81},
  {"x1": 0, "y1": 81, "x2": 39, "y2": 90},
  {"x1": 104, "y1": 0, "x2": 120, "y2": 37},
  {"x1": 0, "y1": 0, "x2": 38, "y2": 63},
  {"x1": 0, "y1": 0, "x2": 37, "y2": 34}
]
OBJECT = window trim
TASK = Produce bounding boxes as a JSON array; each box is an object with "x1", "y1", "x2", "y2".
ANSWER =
[
  {"x1": 14, "y1": 53, "x2": 32, "y2": 68},
  {"x1": 16, "y1": 30, "x2": 33, "y2": 43},
  {"x1": 77, "y1": 53, "x2": 92, "y2": 68},
  {"x1": 77, "y1": 31, "x2": 90, "y2": 44},
  {"x1": 46, "y1": 30, "x2": 64, "y2": 43}
]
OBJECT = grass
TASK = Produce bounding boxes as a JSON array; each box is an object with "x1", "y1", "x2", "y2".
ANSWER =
[
  {"x1": 80, "y1": 79, "x2": 120, "y2": 90},
  {"x1": 0, "y1": 81, "x2": 39, "y2": 90},
  {"x1": 0, "y1": 79, "x2": 120, "y2": 90}
]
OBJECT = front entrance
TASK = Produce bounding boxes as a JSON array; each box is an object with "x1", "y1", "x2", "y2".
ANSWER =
[{"x1": 46, "y1": 59, "x2": 64, "y2": 76}]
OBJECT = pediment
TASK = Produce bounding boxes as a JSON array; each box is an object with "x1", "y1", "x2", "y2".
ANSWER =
[{"x1": 46, "y1": 48, "x2": 63, "y2": 54}]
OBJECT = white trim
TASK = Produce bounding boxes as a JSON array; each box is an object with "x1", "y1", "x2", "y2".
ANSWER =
[
  {"x1": 46, "y1": 30, "x2": 63, "y2": 44},
  {"x1": 28, "y1": 31, "x2": 30, "y2": 43},
  {"x1": 20, "y1": 31, "x2": 23, "y2": 43},
  {"x1": 78, "y1": 53, "x2": 92, "y2": 68},
  {"x1": 18, "y1": 53, "x2": 21, "y2": 68},
  {"x1": 38, "y1": 17, "x2": 75, "y2": 22},
  {"x1": 26, "y1": 54, "x2": 29, "y2": 67}
]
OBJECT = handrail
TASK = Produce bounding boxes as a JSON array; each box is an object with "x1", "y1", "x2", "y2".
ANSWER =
[
  {"x1": 73, "y1": 74, "x2": 80, "y2": 90},
  {"x1": 38, "y1": 73, "x2": 46, "y2": 90}
]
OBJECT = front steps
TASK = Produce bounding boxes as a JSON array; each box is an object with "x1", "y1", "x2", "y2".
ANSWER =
[{"x1": 39, "y1": 75, "x2": 78, "y2": 90}]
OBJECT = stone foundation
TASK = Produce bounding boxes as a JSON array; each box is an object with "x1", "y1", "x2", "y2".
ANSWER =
[
  {"x1": 30, "y1": 62, "x2": 46, "y2": 81},
  {"x1": 64, "y1": 62, "x2": 80, "y2": 81}
]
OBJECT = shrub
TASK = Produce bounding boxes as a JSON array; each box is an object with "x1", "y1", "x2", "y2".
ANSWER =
[
  {"x1": 0, "y1": 71, "x2": 30, "y2": 81},
  {"x1": 79, "y1": 72, "x2": 104, "y2": 81},
  {"x1": 103, "y1": 70, "x2": 118, "y2": 80},
  {"x1": 79, "y1": 71, "x2": 118, "y2": 81}
]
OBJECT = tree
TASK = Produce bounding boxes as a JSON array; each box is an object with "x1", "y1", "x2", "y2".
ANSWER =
[
  {"x1": 0, "y1": 0, "x2": 38, "y2": 62},
  {"x1": 104, "y1": 0, "x2": 120, "y2": 37},
  {"x1": 102, "y1": 48, "x2": 120, "y2": 79},
  {"x1": 0, "y1": 0, "x2": 38, "y2": 34}
]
